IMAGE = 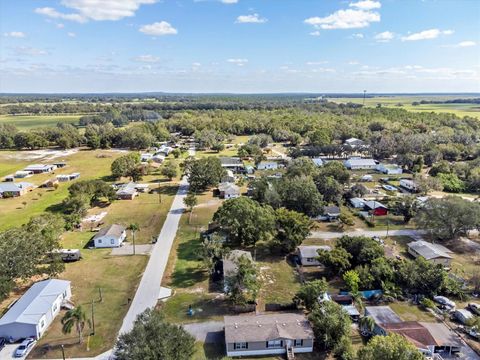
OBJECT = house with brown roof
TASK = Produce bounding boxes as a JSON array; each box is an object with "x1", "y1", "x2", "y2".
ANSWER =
[{"x1": 224, "y1": 313, "x2": 314, "y2": 357}]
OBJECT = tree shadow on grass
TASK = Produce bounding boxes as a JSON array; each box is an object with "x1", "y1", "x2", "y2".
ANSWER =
[
  {"x1": 171, "y1": 237, "x2": 208, "y2": 288},
  {"x1": 152, "y1": 185, "x2": 179, "y2": 197}
]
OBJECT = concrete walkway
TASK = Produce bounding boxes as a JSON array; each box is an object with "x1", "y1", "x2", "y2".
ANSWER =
[{"x1": 309, "y1": 229, "x2": 426, "y2": 240}]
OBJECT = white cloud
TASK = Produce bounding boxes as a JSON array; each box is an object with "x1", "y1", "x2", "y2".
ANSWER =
[
  {"x1": 139, "y1": 21, "x2": 177, "y2": 36},
  {"x1": 227, "y1": 58, "x2": 248, "y2": 66},
  {"x1": 35, "y1": 0, "x2": 156, "y2": 23},
  {"x1": 67, "y1": 32, "x2": 76, "y2": 37},
  {"x1": 349, "y1": 0, "x2": 381, "y2": 10},
  {"x1": 305, "y1": 9, "x2": 380, "y2": 30},
  {"x1": 310, "y1": 31, "x2": 321, "y2": 36},
  {"x1": 401, "y1": 28, "x2": 452, "y2": 41},
  {"x1": 3, "y1": 31, "x2": 26, "y2": 38},
  {"x1": 457, "y1": 41, "x2": 476, "y2": 47},
  {"x1": 236, "y1": 13, "x2": 267, "y2": 24},
  {"x1": 133, "y1": 55, "x2": 160, "y2": 63},
  {"x1": 306, "y1": 61, "x2": 329, "y2": 65},
  {"x1": 221, "y1": 0, "x2": 238, "y2": 3},
  {"x1": 352, "y1": 33, "x2": 364, "y2": 38},
  {"x1": 348, "y1": 60, "x2": 359, "y2": 65},
  {"x1": 14, "y1": 46, "x2": 48, "y2": 56},
  {"x1": 375, "y1": 31, "x2": 394, "y2": 42},
  {"x1": 35, "y1": 7, "x2": 87, "y2": 23},
  {"x1": 56, "y1": 23, "x2": 65, "y2": 28}
]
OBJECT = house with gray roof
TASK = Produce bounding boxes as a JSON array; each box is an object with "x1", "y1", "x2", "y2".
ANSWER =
[
  {"x1": 0, "y1": 279, "x2": 71, "y2": 341},
  {"x1": 116, "y1": 182, "x2": 138, "y2": 200},
  {"x1": 93, "y1": 224, "x2": 126, "y2": 248},
  {"x1": 349, "y1": 197, "x2": 366, "y2": 208},
  {"x1": 365, "y1": 306, "x2": 402, "y2": 336},
  {"x1": 297, "y1": 245, "x2": 331, "y2": 266},
  {"x1": 0, "y1": 182, "x2": 34, "y2": 198},
  {"x1": 220, "y1": 157, "x2": 244, "y2": 172},
  {"x1": 23, "y1": 164, "x2": 56, "y2": 174},
  {"x1": 218, "y1": 182, "x2": 240, "y2": 199},
  {"x1": 344, "y1": 158, "x2": 377, "y2": 170},
  {"x1": 407, "y1": 240, "x2": 453, "y2": 266},
  {"x1": 224, "y1": 313, "x2": 314, "y2": 357},
  {"x1": 257, "y1": 161, "x2": 278, "y2": 170}
]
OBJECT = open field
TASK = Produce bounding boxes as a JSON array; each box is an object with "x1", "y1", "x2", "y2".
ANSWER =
[
  {"x1": 28, "y1": 232, "x2": 149, "y2": 358},
  {"x1": 329, "y1": 96, "x2": 480, "y2": 119},
  {"x1": 0, "y1": 114, "x2": 82, "y2": 129}
]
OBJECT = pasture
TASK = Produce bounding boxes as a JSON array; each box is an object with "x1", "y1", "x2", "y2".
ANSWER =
[{"x1": 0, "y1": 114, "x2": 81, "y2": 129}]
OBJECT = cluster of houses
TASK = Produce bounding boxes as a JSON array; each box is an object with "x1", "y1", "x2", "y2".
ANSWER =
[
  {"x1": 141, "y1": 144, "x2": 175, "y2": 164},
  {"x1": 0, "y1": 162, "x2": 80, "y2": 198}
]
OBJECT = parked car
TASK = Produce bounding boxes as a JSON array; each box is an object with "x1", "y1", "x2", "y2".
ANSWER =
[
  {"x1": 14, "y1": 338, "x2": 35, "y2": 358},
  {"x1": 468, "y1": 302, "x2": 480, "y2": 315},
  {"x1": 0, "y1": 337, "x2": 6, "y2": 351},
  {"x1": 433, "y1": 295, "x2": 456, "y2": 310}
]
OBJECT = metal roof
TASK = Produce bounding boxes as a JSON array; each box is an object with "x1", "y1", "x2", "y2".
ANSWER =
[
  {"x1": 366, "y1": 306, "x2": 402, "y2": 325},
  {"x1": 297, "y1": 245, "x2": 331, "y2": 259},
  {"x1": 93, "y1": 224, "x2": 126, "y2": 240},
  {"x1": 0, "y1": 279, "x2": 70, "y2": 326},
  {"x1": 0, "y1": 182, "x2": 34, "y2": 193},
  {"x1": 408, "y1": 241, "x2": 452, "y2": 260},
  {"x1": 224, "y1": 313, "x2": 314, "y2": 343}
]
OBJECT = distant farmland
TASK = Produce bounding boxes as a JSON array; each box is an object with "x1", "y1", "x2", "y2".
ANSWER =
[
  {"x1": 0, "y1": 114, "x2": 81, "y2": 129},
  {"x1": 329, "y1": 95, "x2": 480, "y2": 119}
]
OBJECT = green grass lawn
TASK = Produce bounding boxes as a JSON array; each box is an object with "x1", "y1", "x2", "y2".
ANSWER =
[
  {"x1": 28, "y1": 231, "x2": 149, "y2": 358},
  {"x1": 329, "y1": 96, "x2": 480, "y2": 119},
  {"x1": 389, "y1": 302, "x2": 437, "y2": 322},
  {"x1": 0, "y1": 114, "x2": 82, "y2": 129}
]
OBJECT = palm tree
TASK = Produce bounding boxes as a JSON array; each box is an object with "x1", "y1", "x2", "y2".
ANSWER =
[
  {"x1": 61, "y1": 306, "x2": 87, "y2": 344},
  {"x1": 359, "y1": 316, "x2": 376, "y2": 337},
  {"x1": 127, "y1": 223, "x2": 139, "y2": 255}
]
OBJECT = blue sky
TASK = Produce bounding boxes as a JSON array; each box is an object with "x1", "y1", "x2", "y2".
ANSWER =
[{"x1": 1, "y1": 0, "x2": 479, "y2": 93}]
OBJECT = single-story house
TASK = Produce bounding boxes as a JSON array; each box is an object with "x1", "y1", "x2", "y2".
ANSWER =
[
  {"x1": 116, "y1": 182, "x2": 138, "y2": 200},
  {"x1": 399, "y1": 179, "x2": 418, "y2": 192},
  {"x1": 407, "y1": 241, "x2": 453, "y2": 266},
  {"x1": 14, "y1": 170, "x2": 33, "y2": 178},
  {"x1": 152, "y1": 154, "x2": 165, "y2": 164},
  {"x1": 312, "y1": 206, "x2": 341, "y2": 222},
  {"x1": 93, "y1": 224, "x2": 126, "y2": 248},
  {"x1": 344, "y1": 158, "x2": 377, "y2": 170},
  {"x1": 24, "y1": 164, "x2": 56, "y2": 174},
  {"x1": 0, "y1": 182, "x2": 34, "y2": 198},
  {"x1": 135, "y1": 184, "x2": 150, "y2": 193},
  {"x1": 363, "y1": 200, "x2": 388, "y2": 216},
  {"x1": 224, "y1": 313, "x2": 314, "y2": 357},
  {"x1": 419, "y1": 322, "x2": 462, "y2": 356},
  {"x1": 349, "y1": 197, "x2": 366, "y2": 208},
  {"x1": 220, "y1": 157, "x2": 244, "y2": 173},
  {"x1": 41, "y1": 178, "x2": 59, "y2": 188},
  {"x1": 222, "y1": 250, "x2": 253, "y2": 293},
  {"x1": 222, "y1": 170, "x2": 235, "y2": 183},
  {"x1": 343, "y1": 137, "x2": 365, "y2": 149},
  {"x1": 257, "y1": 161, "x2": 278, "y2": 170},
  {"x1": 0, "y1": 279, "x2": 72, "y2": 341},
  {"x1": 453, "y1": 309, "x2": 474, "y2": 325},
  {"x1": 52, "y1": 162, "x2": 67, "y2": 168},
  {"x1": 156, "y1": 145, "x2": 173, "y2": 156},
  {"x1": 365, "y1": 306, "x2": 402, "y2": 336},
  {"x1": 311, "y1": 157, "x2": 324, "y2": 167},
  {"x1": 140, "y1": 153, "x2": 153, "y2": 162},
  {"x1": 218, "y1": 182, "x2": 241, "y2": 199},
  {"x1": 296, "y1": 245, "x2": 331, "y2": 266},
  {"x1": 376, "y1": 164, "x2": 403, "y2": 175},
  {"x1": 56, "y1": 173, "x2": 80, "y2": 182}
]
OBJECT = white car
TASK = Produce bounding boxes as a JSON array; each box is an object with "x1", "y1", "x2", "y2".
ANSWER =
[
  {"x1": 14, "y1": 338, "x2": 35, "y2": 358},
  {"x1": 433, "y1": 295, "x2": 456, "y2": 309}
]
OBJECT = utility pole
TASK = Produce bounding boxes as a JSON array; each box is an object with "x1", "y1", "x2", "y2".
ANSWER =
[
  {"x1": 61, "y1": 345, "x2": 65, "y2": 360},
  {"x1": 91, "y1": 300, "x2": 95, "y2": 336},
  {"x1": 363, "y1": 90, "x2": 367, "y2": 106}
]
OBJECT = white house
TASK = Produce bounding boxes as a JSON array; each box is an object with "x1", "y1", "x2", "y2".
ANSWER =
[
  {"x1": 297, "y1": 245, "x2": 331, "y2": 266},
  {"x1": 344, "y1": 158, "x2": 377, "y2": 170},
  {"x1": 399, "y1": 179, "x2": 418, "y2": 192},
  {"x1": 257, "y1": 161, "x2": 278, "y2": 170},
  {"x1": 376, "y1": 164, "x2": 403, "y2": 175},
  {"x1": 93, "y1": 224, "x2": 126, "y2": 248},
  {"x1": 23, "y1": 164, "x2": 56, "y2": 174},
  {"x1": 343, "y1": 138, "x2": 365, "y2": 149},
  {"x1": 0, "y1": 279, "x2": 72, "y2": 341},
  {"x1": 218, "y1": 183, "x2": 240, "y2": 199}
]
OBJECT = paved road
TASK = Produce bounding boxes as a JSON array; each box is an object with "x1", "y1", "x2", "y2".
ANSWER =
[
  {"x1": 118, "y1": 147, "x2": 195, "y2": 336},
  {"x1": 309, "y1": 229, "x2": 426, "y2": 240},
  {"x1": 183, "y1": 321, "x2": 224, "y2": 343}
]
